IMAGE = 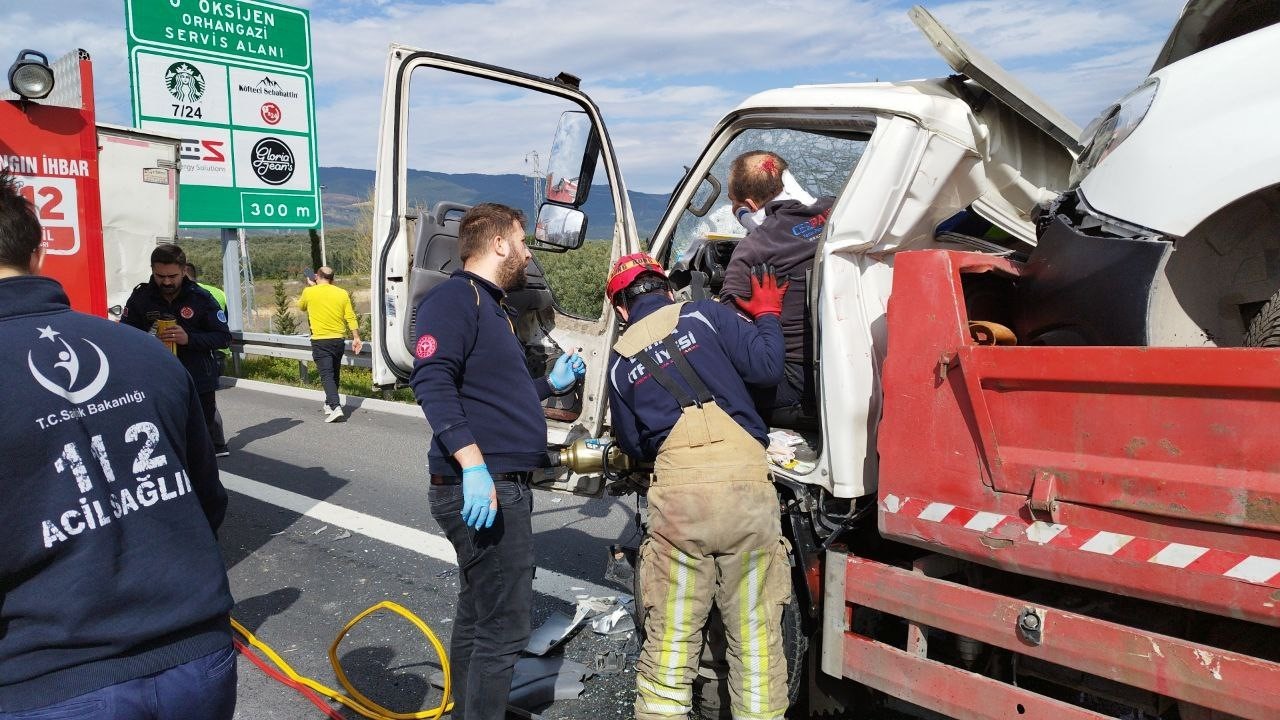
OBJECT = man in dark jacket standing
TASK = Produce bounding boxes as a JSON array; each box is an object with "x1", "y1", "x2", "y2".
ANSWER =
[
  {"x1": 0, "y1": 172, "x2": 236, "y2": 717},
  {"x1": 605, "y1": 252, "x2": 791, "y2": 720},
  {"x1": 410, "y1": 202, "x2": 585, "y2": 719},
  {"x1": 721, "y1": 150, "x2": 833, "y2": 428},
  {"x1": 123, "y1": 244, "x2": 232, "y2": 456}
]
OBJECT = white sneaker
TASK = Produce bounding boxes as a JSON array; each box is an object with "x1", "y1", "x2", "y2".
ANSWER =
[{"x1": 325, "y1": 405, "x2": 344, "y2": 423}]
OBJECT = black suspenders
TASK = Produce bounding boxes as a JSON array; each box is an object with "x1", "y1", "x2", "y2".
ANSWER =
[{"x1": 633, "y1": 336, "x2": 715, "y2": 409}]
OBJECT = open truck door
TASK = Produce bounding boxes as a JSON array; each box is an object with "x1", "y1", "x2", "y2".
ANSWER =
[{"x1": 370, "y1": 47, "x2": 642, "y2": 495}]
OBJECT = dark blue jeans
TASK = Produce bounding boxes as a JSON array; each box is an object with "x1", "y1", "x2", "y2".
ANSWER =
[
  {"x1": 429, "y1": 479, "x2": 534, "y2": 720},
  {"x1": 0, "y1": 645, "x2": 237, "y2": 720},
  {"x1": 311, "y1": 338, "x2": 346, "y2": 407}
]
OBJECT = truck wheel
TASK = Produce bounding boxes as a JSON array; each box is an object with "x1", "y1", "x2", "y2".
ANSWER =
[
  {"x1": 633, "y1": 554, "x2": 807, "y2": 719},
  {"x1": 1244, "y1": 289, "x2": 1280, "y2": 347}
]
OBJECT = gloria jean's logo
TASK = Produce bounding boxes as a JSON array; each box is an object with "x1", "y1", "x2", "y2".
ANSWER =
[
  {"x1": 164, "y1": 62, "x2": 206, "y2": 103},
  {"x1": 28, "y1": 326, "x2": 110, "y2": 404},
  {"x1": 250, "y1": 137, "x2": 295, "y2": 185}
]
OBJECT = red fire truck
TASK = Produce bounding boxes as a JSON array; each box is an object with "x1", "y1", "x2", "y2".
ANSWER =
[{"x1": 1, "y1": 49, "x2": 179, "y2": 317}]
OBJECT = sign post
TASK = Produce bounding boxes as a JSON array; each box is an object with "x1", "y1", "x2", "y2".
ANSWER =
[{"x1": 125, "y1": 0, "x2": 318, "y2": 230}]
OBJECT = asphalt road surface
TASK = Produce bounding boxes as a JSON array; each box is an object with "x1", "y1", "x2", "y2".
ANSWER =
[{"x1": 216, "y1": 380, "x2": 644, "y2": 719}]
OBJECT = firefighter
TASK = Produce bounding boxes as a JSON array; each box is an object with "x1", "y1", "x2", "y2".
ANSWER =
[{"x1": 604, "y1": 253, "x2": 791, "y2": 720}]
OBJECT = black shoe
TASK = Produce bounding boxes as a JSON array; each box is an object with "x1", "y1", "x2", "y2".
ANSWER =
[{"x1": 215, "y1": 446, "x2": 230, "y2": 458}]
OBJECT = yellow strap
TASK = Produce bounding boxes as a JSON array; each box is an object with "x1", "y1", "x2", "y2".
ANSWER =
[{"x1": 231, "y1": 601, "x2": 452, "y2": 720}]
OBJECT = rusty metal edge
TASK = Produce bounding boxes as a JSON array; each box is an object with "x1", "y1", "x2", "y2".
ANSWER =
[
  {"x1": 841, "y1": 630, "x2": 1112, "y2": 720},
  {"x1": 844, "y1": 555, "x2": 1280, "y2": 720}
]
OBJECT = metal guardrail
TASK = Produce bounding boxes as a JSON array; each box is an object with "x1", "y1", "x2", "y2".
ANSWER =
[{"x1": 230, "y1": 331, "x2": 371, "y2": 381}]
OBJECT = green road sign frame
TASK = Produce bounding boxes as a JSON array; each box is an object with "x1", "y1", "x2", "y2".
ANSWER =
[{"x1": 125, "y1": 0, "x2": 318, "y2": 228}]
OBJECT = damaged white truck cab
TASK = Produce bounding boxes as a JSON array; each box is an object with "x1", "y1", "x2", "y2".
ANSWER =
[
  {"x1": 1051, "y1": 1, "x2": 1280, "y2": 349},
  {"x1": 370, "y1": 6, "x2": 1074, "y2": 499},
  {"x1": 370, "y1": 6, "x2": 1076, "y2": 713}
]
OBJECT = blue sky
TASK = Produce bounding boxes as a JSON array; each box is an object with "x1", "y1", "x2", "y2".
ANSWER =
[{"x1": 3, "y1": 0, "x2": 1184, "y2": 192}]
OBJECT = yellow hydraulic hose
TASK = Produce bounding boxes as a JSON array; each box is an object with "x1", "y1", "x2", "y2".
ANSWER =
[{"x1": 231, "y1": 600, "x2": 453, "y2": 720}]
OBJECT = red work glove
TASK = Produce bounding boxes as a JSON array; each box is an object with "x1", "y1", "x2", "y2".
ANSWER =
[{"x1": 733, "y1": 264, "x2": 789, "y2": 318}]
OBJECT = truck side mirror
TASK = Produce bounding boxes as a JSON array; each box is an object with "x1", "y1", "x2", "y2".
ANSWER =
[
  {"x1": 533, "y1": 203, "x2": 586, "y2": 251},
  {"x1": 545, "y1": 110, "x2": 598, "y2": 207}
]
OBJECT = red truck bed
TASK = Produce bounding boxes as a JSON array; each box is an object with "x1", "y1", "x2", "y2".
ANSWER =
[
  {"x1": 819, "y1": 249, "x2": 1280, "y2": 720},
  {"x1": 877, "y1": 250, "x2": 1280, "y2": 625}
]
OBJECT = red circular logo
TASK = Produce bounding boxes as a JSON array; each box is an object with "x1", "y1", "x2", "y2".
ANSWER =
[
  {"x1": 180, "y1": 306, "x2": 194, "y2": 319},
  {"x1": 260, "y1": 102, "x2": 281, "y2": 125},
  {"x1": 415, "y1": 334, "x2": 437, "y2": 359}
]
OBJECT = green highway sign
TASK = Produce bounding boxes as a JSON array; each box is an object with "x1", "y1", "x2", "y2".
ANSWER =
[
  {"x1": 126, "y1": 0, "x2": 310, "y2": 70},
  {"x1": 125, "y1": 0, "x2": 318, "y2": 228}
]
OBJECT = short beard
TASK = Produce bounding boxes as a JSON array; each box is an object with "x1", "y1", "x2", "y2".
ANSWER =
[{"x1": 499, "y1": 253, "x2": 528, "y2": 291}]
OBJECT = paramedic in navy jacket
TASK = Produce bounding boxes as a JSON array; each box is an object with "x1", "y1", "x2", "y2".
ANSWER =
[
  {"x1": 122, "y1": 243, "x2": 232, "y2": 456},
  {"x1": 0, "y1": 171, "x2": 235, "y2": 717},
  {"x1": 409, "y1": 203, "x2": 585, "y2": 720}
]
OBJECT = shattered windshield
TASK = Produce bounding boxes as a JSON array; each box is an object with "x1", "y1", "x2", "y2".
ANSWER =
[{"x1": 667, "y1": 127, "x2": 869, "y2": 263}]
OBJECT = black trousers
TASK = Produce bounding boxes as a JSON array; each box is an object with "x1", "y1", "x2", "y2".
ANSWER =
[
  {"x1": 755, "y1": 360, "x2": 820, "y2": 430},
  {"x1": 429, "y1": 479, "x2": 534, "y2": 720},
  {"x1": 197, "y1": 391, "x2": 225, "y2": 451},
  {"x1": 311, "y1": 338, "x2": 346, "y2": 408}
]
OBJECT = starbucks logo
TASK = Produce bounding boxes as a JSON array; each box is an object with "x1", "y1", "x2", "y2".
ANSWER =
[
  {"x1": 164, "y1": 62, "x2": 205, "y2": 103},
  {"x1": 250, "y1": 138, "x2": 295, "y2": 185}
]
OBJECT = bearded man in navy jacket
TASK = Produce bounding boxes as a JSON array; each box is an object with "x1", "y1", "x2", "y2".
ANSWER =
[
  {"x1": 409, "y1": 202, "x2": 585, "y2": 719},
  {"x1": 0, "y1": 171, "x2": 236, "y2": 718}
]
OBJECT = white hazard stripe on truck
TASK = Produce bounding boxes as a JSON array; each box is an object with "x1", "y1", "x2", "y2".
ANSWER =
[{"x1": 882, "y1": 494, "x2": 1280, "y2": 587}]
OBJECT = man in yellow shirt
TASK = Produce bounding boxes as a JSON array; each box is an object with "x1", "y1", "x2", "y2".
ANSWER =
[{"x1": 298, "y1": 267, "x2": 363, "y2": 422}]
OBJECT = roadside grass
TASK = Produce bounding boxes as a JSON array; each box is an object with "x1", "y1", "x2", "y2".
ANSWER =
[{"x1": 229, "y1": 355, "x2": 416, "y2": 404}]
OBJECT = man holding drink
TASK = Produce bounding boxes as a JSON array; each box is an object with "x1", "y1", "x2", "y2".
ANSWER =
[{"x1": 122, "y1": 244, "x2": 232, "y2": 456}]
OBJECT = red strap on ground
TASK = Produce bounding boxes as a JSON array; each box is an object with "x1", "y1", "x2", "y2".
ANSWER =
[{"x1": 233, "y1": 638, "x2": 346, "y2": 720}]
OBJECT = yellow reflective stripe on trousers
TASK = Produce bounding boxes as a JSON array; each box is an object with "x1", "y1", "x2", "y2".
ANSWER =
[
  {"x1": 739, "y1": 549, "x2": 770, "y2": 716},
  {"x1": 636, "y1": 675, "x2": 692, "y2": 713},
  {"x1": 659, "y1": 549, "x2": 696, "y2": 687}
]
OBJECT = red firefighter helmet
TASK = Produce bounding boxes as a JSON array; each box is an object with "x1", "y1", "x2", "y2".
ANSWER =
[{"x1": 606, "y1": 252, "x2": 666, "y2": 303}]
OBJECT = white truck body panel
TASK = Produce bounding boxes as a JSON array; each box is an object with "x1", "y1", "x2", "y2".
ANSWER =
[
  {"x1": 1077, "y1": 23, "x2": 1280, "y2": 238},
  {"x1": 96, "y1": 123, "x2": 180, "y2": 317}
]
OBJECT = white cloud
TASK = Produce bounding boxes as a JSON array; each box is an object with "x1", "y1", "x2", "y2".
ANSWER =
[{"x1": 1, "y1": 0, "x2": 1185, "y2": 191}]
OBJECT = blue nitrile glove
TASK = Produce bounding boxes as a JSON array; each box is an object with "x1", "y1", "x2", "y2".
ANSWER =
[
  {"x1": 461, "y1": 464, "x2": 496, "y2": 530},
  {"x1": 548, "y1": 351, "x2": 587, "y2": 393}
]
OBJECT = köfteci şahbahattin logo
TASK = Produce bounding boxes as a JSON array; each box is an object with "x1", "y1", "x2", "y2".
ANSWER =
[
  {"x1": 28, "y1": 325, "x2": 110, "y2": 404},
  {"x1": 165, "y1": 62, "x2": 206, "y2": 103},
  {"x1": 250, "y1": 137, "x2": 295, "y2": 185}
]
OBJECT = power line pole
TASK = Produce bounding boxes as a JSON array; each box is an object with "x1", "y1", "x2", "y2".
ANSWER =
[{"x1": 523, "y1": 151, "x2": 543, "y2": 218}]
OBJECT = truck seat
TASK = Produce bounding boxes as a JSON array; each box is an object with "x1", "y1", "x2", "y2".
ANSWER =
[
  {"x1": 404, "y1": 202, "x2": 469, "y2": 351},
  {"x1": 403, "y1": 201, "x2": 555, "y2": 350}
]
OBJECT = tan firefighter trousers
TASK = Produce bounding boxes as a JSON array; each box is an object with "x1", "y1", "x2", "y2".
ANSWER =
[{"x1": 634, "y1": 401, "x2": 790, "y2": 720}]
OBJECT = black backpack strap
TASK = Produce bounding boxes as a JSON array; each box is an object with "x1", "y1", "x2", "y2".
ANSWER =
[
  {"x1": 660, "y1": 336, "x2": 715, "y2": 405},
  {"x1": 633, "y1": 349, "x2": 698, "y2": 408},
  {"x1": 633, "y1": 336, "x2": 716, "y2": 409}
]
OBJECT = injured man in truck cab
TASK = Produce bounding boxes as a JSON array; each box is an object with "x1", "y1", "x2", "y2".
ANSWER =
[{"x1": 720, "y1": 150, "x2": 832, "y2": 430}]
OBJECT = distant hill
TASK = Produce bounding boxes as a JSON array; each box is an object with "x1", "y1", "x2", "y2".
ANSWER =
[{"x1": 318, "y1": 166, "x2": 670, "y2": 241}]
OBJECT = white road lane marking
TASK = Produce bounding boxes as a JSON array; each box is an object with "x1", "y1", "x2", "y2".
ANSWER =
[{"x1": 221, "y1": 471, "x2": 620, "y2": 600}]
